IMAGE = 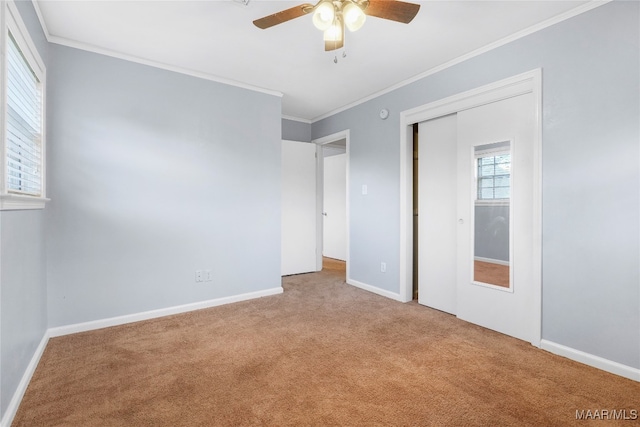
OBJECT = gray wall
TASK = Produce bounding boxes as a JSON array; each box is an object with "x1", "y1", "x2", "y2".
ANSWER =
[
  {"x1": 2, "y1": 1, "x2": 283, "y2": 415},
  {"x1": 0, "y1": 212, "x2": 47, "y2": 417},
  {"x1": 45, "y1": 45, "x2": 283, "y2": 327},
  {"x1": 474, "y1": 206, "x2": 509, "y2": 262},
  {"x1": 0, "y1": 0, "x2": 49, "y2": 418},
  {"x1": 312, "y1": 1, "x2": 640, "y2": 369},
  {"x1": 282, "y1": 118, "x2": 311, "y2": 142}
]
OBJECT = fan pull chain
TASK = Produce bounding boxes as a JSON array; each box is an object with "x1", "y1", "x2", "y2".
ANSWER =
[{"x1": 334, "y1": 50, "x2": 347, "y2": 64}]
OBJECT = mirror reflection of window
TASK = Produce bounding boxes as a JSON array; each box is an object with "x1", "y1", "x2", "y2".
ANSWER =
[
  {"x1": 473, "y1": 142, "x2": 511, "y2": 289},
  {"x1": 478, "y1": 154, "x2": 510, "y2": 200}
]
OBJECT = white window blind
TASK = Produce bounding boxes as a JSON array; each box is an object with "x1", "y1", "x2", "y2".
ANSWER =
[
  {"x1": 477, "y1": 153, "x2": 511, "y2": 200},
  {"x1": 6, "y1": 31, "x2": 42, "y2": 196}
]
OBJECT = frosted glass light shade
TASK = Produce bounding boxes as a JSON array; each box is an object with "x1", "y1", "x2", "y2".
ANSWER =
[
  {"x1": 323, "y1": 20, "x2": 343, "y2": 43},
  {"x1": 343, "y1": 2, "x2": 366, "y2": 32},
  {"x1": 313, "y1": 2, "x2": 335, "y2": 31}
]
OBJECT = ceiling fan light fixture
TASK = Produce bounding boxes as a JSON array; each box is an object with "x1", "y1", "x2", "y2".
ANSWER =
[
  {"x1": 312, "y1": 1, "x2": 336, "y2": 31},
  {"x1": 343, "y1": 2, "x2": 366, "y2": 32},
  {"x1": 253, "y1": 0, "x2": 420, "y2": 55},
  {"x1": 323, "y1": 18, "x2": 343, "y2": 43}
]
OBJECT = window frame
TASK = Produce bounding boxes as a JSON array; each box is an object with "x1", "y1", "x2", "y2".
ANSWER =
[{"x1": 0, "y1": 0, "x2": 47, "y2": 210}]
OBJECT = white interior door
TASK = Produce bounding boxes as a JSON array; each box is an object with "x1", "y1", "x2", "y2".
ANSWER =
[
  {"x1": 417, "y1": 93, "x2": 536, "y2": 343},
  {"x1": 456, "y1": 93, "x2": 535, "y2": 342},
  {"x1": 323, "y1": 153, "x2": 347, "y2": 261},
  {"x1": 418, "y1": 114, "x2": 457, "y2": 314},
  {"x1": 281, "y1": 140, "x2": 317, "y2": 276}
]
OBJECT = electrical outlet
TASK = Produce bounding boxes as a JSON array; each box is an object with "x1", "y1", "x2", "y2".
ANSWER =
[
  {"x1": 381, "y1": 262, "x2": 386, "y2": 273},
  {"x1": 204, "y1": 270, "x2": 213, "y2": 282},
  {"x1": 195, "y1": 270, "x2": 203, "y2": 282}
]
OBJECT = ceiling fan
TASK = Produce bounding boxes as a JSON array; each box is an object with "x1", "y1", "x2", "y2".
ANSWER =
[{"x1": 253, "y1": 0, "x2": 421, "y2": 52}]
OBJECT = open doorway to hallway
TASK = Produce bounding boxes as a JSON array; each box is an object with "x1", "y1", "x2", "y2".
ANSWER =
[
  {"x1": 322, "y1": 139, "x2": 346, "y2": 266},
  {"x1": 313, "y1": 130, "x2": 350, "y2": 281},
  {"x1": 321, "y1": 140, "x2": 346, "y2": 277},
  {"x1": 323, "y1": 257, "x2": 346, "y2": 274}
]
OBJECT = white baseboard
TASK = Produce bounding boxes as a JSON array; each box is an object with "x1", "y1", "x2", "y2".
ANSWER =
[
  {"x1": 1, "y1": 331, "x2": 50, "y2": 427},
  {"x1": 1, "y1": 286, "x2": 284, "y2": 427},
  {"x1": 6, "y1": 291, "x2": 635, "y2": 427},
  {"x1": 540, "y1": 339, "x2": 640, "y2": 382},
  {"x1": 49, "y1": 286, "x2": 284, "y2": 337},
  {"x1": 347, "y1": 278, "x2": 404, "y2": 302}
]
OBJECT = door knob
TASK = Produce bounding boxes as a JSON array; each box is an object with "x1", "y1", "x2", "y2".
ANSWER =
[{"x1": 322, "y1": 212, "x2": 328, "y2": 216}]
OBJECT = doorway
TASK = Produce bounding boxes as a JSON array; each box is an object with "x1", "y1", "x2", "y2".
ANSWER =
[
  {"x1": 313, "y1": 131, "x2": 350, "y2": 277},
  {"x1": 322, "y1": 140, "x2": 347, "y2": 263},
  {"x1": 400, "y1": 70, "x2": 542, "y2": 346}
]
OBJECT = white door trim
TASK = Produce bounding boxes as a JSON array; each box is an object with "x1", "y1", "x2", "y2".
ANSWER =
[
  {"x1": 312, "y1": 130, "x2": 351, "y2": 278},
  {"x1": 399, "y1": 69, "x2": 542, "y2": 347}
]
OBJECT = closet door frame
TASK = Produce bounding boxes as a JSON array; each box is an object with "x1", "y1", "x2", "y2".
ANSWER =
[{"x1": 399, "y1": 69, "x2": 542, "y2": 347}]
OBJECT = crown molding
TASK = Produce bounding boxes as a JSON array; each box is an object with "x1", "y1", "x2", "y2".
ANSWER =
[
  {"x1": 48, "y1": 35, "x2": 283, "y2": 98},
  {"x1": 31, "y1": 0, "x2": 50, "y2": 38},
  {"x1": 31, "y1": 0, "x2": 611, "y2": 121},
  {"x1": 311, "y1": 0, "x2": 612, "y2": 123},
  {"x1": 31, "y1": 1, "x2": 283, "y2": 99},
  {"x1": 281, "y1": 115, "x2": 312, "y2": 124}
]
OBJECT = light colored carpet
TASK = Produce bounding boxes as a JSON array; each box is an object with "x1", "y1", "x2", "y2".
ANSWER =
[{"x1": 13, "y1": 263, "x2": 639, "y2": 426}]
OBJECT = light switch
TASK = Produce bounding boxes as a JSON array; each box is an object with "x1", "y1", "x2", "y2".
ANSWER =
[{"x1": 362, "y1": 184, "x2": 368, "y2": 195}]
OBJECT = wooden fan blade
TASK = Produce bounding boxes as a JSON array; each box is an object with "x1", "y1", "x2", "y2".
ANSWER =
[
  {"x1": 253, "y1": 3, "x2": 314, "y2": 29},
  {"x1": 365, "y1": 0, "x2": 420, "y2": 24}
]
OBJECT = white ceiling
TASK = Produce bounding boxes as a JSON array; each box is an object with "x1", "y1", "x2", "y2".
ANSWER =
[{"x1": 35, "y1": 0, "x2": 597, "y2": 122}]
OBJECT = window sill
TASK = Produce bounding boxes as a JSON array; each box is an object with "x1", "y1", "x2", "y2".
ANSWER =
[
  {"x1": 0, "y1": 194, "x2": 50, "y2": 210},
  {"x1": 475, "y1": 199, "x2": 510, "y2": 207}
]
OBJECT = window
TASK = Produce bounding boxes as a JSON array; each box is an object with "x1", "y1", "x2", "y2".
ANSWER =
[
  {"x1": 477, "y1": 153, "x2": 511, "y2": 200},
  {"x1": 0, "y1": 1, "x2": 47, "y2": 210},
  {"x1": 7, "y1": 33, "x2": 42, "y2": 195},
  {"x1": 475, "y1": 141, "x2": 511, "y2": 203}
]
